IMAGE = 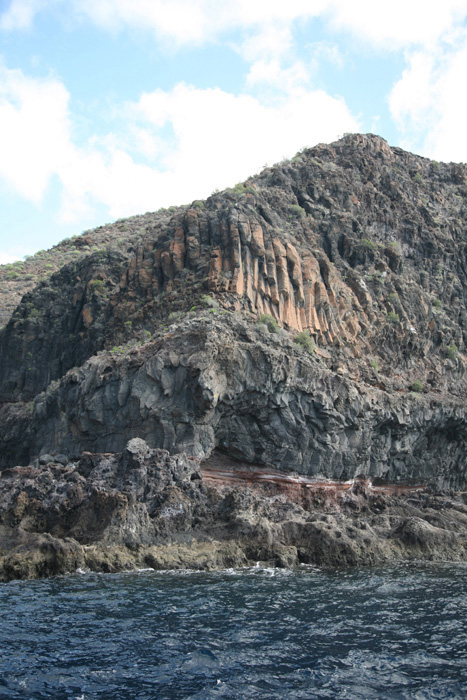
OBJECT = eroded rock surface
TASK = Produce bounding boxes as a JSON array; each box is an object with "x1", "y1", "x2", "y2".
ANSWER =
[
  {"x1": 0, "y1": 440, "x2": 466, "y2": 582},
  {"x1": 1, "y1": 312, "x2": 465, "y2": 487},
  {"x1": 1, "y1": 134, "x2": 467, "y2": 577}
]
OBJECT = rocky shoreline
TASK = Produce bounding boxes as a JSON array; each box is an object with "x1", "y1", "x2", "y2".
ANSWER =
[
  {"x1": 1, "y1": 438, "x2": 466, "y2": 582},
  {"x1": 2, "y1": 135, "x2": 467, "y2": 582}
]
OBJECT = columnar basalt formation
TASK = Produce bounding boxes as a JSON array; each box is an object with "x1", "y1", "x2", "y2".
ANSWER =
[{"x1": 0, "y1": 133, "x2": 466, "y2": 489}]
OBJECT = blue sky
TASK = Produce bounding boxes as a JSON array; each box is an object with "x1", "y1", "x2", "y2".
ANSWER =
[{"x1": 1, "y1": 0, "x2": 467, "y2": 263}]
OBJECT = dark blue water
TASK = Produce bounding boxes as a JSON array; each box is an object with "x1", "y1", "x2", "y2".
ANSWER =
[{"x1": 0, "y1": 564, "x2": 466, "y2": 699}]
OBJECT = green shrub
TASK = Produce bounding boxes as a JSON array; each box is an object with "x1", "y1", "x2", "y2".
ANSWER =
[
  {"x1": 192, "y1": 200, "x2": 205, "y2": 210},
  {"x1": 432, "y1": 298, "x2": 442, "y2": 309},
  {"x1": 412, "y1": 172, "x2": 423, "y2": 184},
  {"x1": 446, "y1": 344, "x2": 458, "y2": 359},
  {"x1": 388, "y1": 241, "x2": 401, "y2": 254},
  {"x1": 387, "y1": 311, "x2": 400, "y2": 324},
  {"x1": 369, "y1": 359, "x2": 379, "y2": 371},
  {"x1": 410, "y1": 379, "x2": 423, "y2": 392},
  {"x1": 228, "y1": 183, "x2": 248, "y2": 197},
  {"x1": 361, "y1": 238, "x2": 376, "y2": 250},
  {"x1": 258, "y1": 313, "x2": 279, "y2": 333},
  {"x1": 388, "y1": 292, "x2": 398, "y2": 304},
  {"x1": 293, "y1": 330, "x2": 315, "y2": 353},
  {"x1": 230, "y1": 182, "x2": 256, "y2": 198},
  {"x1": 89, "y1": 279, "x2": 105, "y2": 293},
  {"x1": 290, "y1": 204, "x2": 306, "y2": 219},
  {"x1": 200, "y1": 294, "x2": 219, "y2": 309}
]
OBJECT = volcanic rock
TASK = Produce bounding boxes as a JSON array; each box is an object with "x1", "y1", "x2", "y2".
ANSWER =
[{"x1": 1, "y1": 133, "x2": 467, "y2": 579}]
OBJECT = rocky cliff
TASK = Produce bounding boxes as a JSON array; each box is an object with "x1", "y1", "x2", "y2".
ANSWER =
[
  {"x1": 1, "y1": 133, "x2": 466, "y2": 485},
  {"x1": 0, "y1": 133, "x2": 467, "y2": 579},
  {"x1": 1, "y1": 438, "x2": 466, "y2": 582}
]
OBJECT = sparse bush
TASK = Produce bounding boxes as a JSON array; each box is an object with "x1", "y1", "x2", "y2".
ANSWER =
[
  {"x1": 369, "y1": 359, "x2": 379, "y2": 371},
  {"x1": 200, "y1": 294, "x2": 219, "y2": 309},
  {"x1": 258, "y1": 313, "x2": 279, "y2": 333},
  {"x1": 227, "y1": 183, "x2": 256, "y2": 199},
  {"x1": 290, "y1": 204, "x2": 306, "y2": 219},
  {"x1": 89, "y1": 279, "x2": 105, "y2": 293},
  {"x1": 410, "y1": 379, "x2": 423, "y2": 393},
  {"x1": 388, "y1": 241, "x2": 401, "y2": 254},
  {"x1": 432, "y1": 298, "x2": 442, "y2": 309},
  {"x1": 388, "y1": 292, "x2": 398, "y2": 304},
  {"x1": 293, "y1": 330, "x2": 315, "y2": 353},
  {"x1": 446, "y1": 344, "x2": 458, "y2": 359},
  {"x1": 361, "y1": 238, "x2": 376, "y2": 250},
  {"x1": 387, "y1": 311, "x2": 400, "y2": 324},
  {"x1": 412, "y1": 172, "x2": 423, "y2": 184}
]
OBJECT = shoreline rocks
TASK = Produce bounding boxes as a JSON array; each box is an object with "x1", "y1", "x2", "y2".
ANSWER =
[{"x1": 1, "y1": 440, "x2": 466, "y2": 582}]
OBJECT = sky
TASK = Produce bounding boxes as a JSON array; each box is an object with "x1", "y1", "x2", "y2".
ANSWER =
[{"x1": 1, "y1": 1, "x2": 467, "y2": 263}]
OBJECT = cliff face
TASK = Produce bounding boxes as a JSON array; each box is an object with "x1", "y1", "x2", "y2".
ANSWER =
[
  {"x1": 1, "y1": 133, "x2": 467, "y2": 488},
  {"x1": 1, "y1": 438, "x2": 466, "y2": 582},
  {"x1": 1, "y1": 313, "x2": 466, "y2": 489}
]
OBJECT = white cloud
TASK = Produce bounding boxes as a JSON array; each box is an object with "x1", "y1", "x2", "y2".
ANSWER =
[
  {"x1": 327, "y1": 0, "x2": 467, "y2": 48},
  {"x1": 246, "y1": 58, "x2": 310, "y2": 93},
  {"x1": 71, "y1": 0, "x2": 328, "y2": 45},
  {"x1": 308, "y1": 41, "x2": 344, "y2": 70},
  {"x1": 0, "y1": 0, "x2": 45, "y2": 30},
  {"x1": 72, "y1": 0, "x2": 210, "y2": 45},
  {"x1": 4, "y1": 0, "x2": 467, "y2": 51},
  {"x1": 71, "y1": 0, "x2": 467, "y2": 50},
  {"x1": 134, "y1": 82, "x2": 359, "y2": 201},
  {"x1": 0, "y1": 251, "x2": 21, "y2": 264},
  {"x1": 238, "y1": 22, "x2": 294, "y2": 62},
  {"x1": 61, "y1": 81, "x2": 359, "y2": 220},
  {"x1": 389, "y1": 36, "x2": 467, "y2": 161},
  {"x1": 4, "y1": 0, "x2": 467, "y2": 243},
  {"x1": 0, "y1": 64, "x2": 71, "y2": 202},
  {"x1": 0, "y1": 63, "x2": 359, "y2": 225}
]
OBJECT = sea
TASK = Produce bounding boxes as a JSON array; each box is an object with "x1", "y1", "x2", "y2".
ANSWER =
[{"x1": 0, "y1": 563, "x2": 466, "y2": 699}]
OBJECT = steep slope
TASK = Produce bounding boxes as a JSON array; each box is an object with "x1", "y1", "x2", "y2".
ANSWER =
[{"x1": 0, "y1": 133, "x2": 466, "y2": 488}]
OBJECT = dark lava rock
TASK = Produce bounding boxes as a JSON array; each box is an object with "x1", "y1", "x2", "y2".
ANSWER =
[
  {"x1": 1, "y1": 134, "x2": 467, "y2": 578},
  {"x1": 0, "y1": 439, "x2": 466, "y2": 581}
]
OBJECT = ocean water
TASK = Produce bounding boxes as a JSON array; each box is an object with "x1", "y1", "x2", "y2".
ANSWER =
[{"x1": 0, "y1": 564, "x2": 466, "y2": 699}]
